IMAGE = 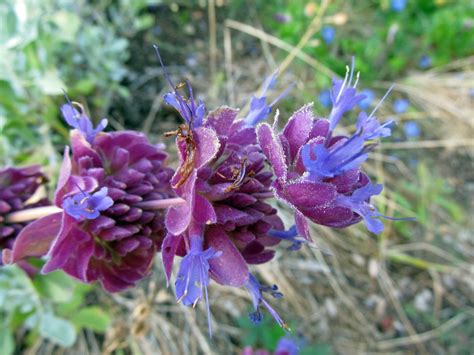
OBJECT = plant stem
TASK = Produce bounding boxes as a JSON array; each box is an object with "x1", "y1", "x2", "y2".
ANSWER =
[
  {"x1": 5, "y1": 206, "x2": 63, "y2": 223},
  {"x1": 4, "y1": 197, "x2": 186, "y2": 223}
]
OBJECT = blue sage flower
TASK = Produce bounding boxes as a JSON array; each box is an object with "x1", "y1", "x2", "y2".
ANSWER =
[
  {"x1": 391, "y1": 0, "x2": 406, "y2": 12},
  {"x1": 321, "y1": 26, "x2": 335, "y2": 45},
  {"x1": 245, "y1": 273, "x2": 287, "y2": 329},
  {"x1": 328, "y1": 60, "x2": 365, "y2": 131},
  {"x1": 335, "y1": 183, "x2": 385, "y2": 234},
  {"x1": 302, "y1": 136, "x2": 371, "y2": 180},
  {"x1": 244, "y1": 71, "x2": 291, "y2": 127},
  {"x1": 61, "y1": 104, "x2": 107, "y2": 144},
  {"x1": 403, "y1": 121, "x2": 421, "y2": 138},
  {"x1": 62, "y1": 187, "x2": 113, "y2": 221},
  {"x1": 175, "y1": 235, "x2": 221, "y2": 335},
  {"x1": 393, "y1": 98, "x2": 409, "y2": 114},
  {"x1": 257, "y1": 63, "x2": 412, "y2": 235},
  {"x1": 419, "y1": 55, "x2": 432, "y2": 69},
  {"x1": 356, "y1": 111, "x2": 394, "y2": 140},
  {"x1": 164, "y1": 82, "x2": 206, "y2": 128},
  {"x1": 154, "y1": 45, "x2": 206, "y2": 128}
]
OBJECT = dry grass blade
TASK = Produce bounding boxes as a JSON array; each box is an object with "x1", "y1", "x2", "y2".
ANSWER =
[
  {"x1": 377, "y1": 265, "x2": 427, "y2": 353},
  {"x1": 224, "y1": 19, "x2": 335, "y2": 78},
  {"x1": 388, "y1": 57, "x2": 474, "y2": 137},
  {"x1": 376, "y1": 313, "x2": 468, "y2": 350}
]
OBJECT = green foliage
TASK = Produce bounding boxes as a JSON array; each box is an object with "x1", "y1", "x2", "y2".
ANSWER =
[
  {"x1": 237, "y1": 315, "x2": 333, "y2": 353},
  {"x1": 0, "y1": 0, "x2": 155, "y2": 164},
  {"x1": 39, "y1": 313, "x2": 77, "y2": 347},
  {"x1": 244, "y1": 1, "x2": 473, "y2": 81},
  {"x1": 0, "y1": 265, "x2": 107, "y2": 351},
  {"x1": 238, "y1": 315, "x2": 285, "y2": 350},
  {"x1": 70, "y1": 307, "x2": 111, "y2": 333}
]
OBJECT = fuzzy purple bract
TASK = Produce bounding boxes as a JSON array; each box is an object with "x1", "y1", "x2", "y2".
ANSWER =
[
  {"x1": 9, "y1": 104, "x2": 174, "y2": 292},
  {"x1": 0, "y1": 165, "x2": 49, "y2": 273},
  {"x1": 257, "y1": 64, "x2": 397, "y2": 236}
]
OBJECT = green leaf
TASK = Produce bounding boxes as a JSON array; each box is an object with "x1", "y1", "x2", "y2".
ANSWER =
[
  {"x1": 39, "y1": 313, "x2": 77, "y2": 347},
  {"x1": 55, "y1": 283, "x2": 91, "y2": 316},
  {"x1": 34, "y1": 270, "x2": 77, "y2": 304},
  {"x1": 71, "y1": 306, "x2": 111, "y2": 333}
]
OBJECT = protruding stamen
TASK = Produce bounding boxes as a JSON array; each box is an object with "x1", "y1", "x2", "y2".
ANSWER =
[
  {"x1": 153, "y1": 45, "x2": 176, "y2": 90},
  {"x1": 353, "y1": 71, "x2": 360, "y2": 89},
  {"x1": 336, "y1": 66, "x2": 350, "y2": 102},
  {"x1": 368, "y1": 84, "x2": 395, "y2": 119},
  {"x1": 348, "y1": 56, "x2": 355, "y2": 87}
]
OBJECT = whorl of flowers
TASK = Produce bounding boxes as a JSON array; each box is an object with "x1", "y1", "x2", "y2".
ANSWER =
[
  {"x1": 0, "y1": 165, "x2": 49, "y2": 273},
  {"x1": 8, "y1": 102, "x2": 174, "y2": 292},
  {"x1": 155, "y1": 46, "x2": 292, "y2": 334},
  {"x1": 257, "y1": 63, "x2": 400, "y2": 235}
]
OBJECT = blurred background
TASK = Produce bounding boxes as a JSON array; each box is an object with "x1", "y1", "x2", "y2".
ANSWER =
[{"x1": 0, "y1": 0, "x2": 473, "y2": 354}]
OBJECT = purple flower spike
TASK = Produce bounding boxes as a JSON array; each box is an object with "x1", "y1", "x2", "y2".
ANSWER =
[
  {"x1": 244, "y1": 71, "x2": 291, "y2": 127},
  {"x1": 156, "y1": 58, "x2": 287, "y2": 329},
  {"x1": 257, "y1": 61, "x2": 410, "y2": 236},
  {"x1": 63, "y1": 187, "x2": 113, "y2": 221},
  {"x1": 164, "y1": 105, "x2": 286, "y2": 283},
  {"x1": 61, "y1": 103, "x2": 107, "y2": 144},
  {"x1": 175, "y1": 235, "x2": 221, "y2": 335},
  {"x1": 10, "y1": 109, "x2": 175, "y2": 292},
  {"x1": 245, "y1": 273, "x2": 287, "y2": 329}
]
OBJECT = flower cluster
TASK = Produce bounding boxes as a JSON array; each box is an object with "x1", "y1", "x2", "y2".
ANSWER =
[
  {"x1": 9, "y1": 103, "x2": 174, "y2": 291},
  {"x1": 257, "y1": 64, "x2": 398, "y2": 235},
  {"x1": 0, "y1": 165, "x2": 49, "y2": 273}
]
